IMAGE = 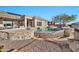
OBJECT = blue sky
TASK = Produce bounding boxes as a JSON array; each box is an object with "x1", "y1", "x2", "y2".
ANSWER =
[{"x1": 0, "y1": 6, "x2": 79, "y2": 24}]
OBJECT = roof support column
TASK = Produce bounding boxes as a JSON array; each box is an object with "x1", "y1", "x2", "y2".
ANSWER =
[
  {"x1": 12, "y1": 20, "x2": 13, "y2": 28},
  {"x1": 35, "y1": 19, "x2": 37, "y2": 27},
  {"x1": 24, "y1": 16, "x2": 27, "y2": 28}
]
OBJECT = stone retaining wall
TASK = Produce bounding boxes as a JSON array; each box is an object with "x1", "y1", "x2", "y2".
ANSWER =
[
  {"x1": 67, "y1": 28, "x2": 79, "y2": 52},
  {"x1": 74, "y1": 29, "x2": 79, "y2": 40},
  {"x1": 63, "y1": 28, "x2": 75, "y2": 39},
  {"x1": 34, "y1": 30, "x2": 64, "y2": 39},
  {"x1": 68, "y1": 39, "x2": 79, "y2": 52},
  {"x1": 0, "y1": 28, "x2": 34, "y2": 40},
  {"x1": 0, "y1": 28, "x2": 75, "y2": 40}
]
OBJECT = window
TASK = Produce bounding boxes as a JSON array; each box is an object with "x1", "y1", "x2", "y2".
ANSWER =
[
  {"x1": 37, "y1": 22, "x2": 42, "y2": 26},
  {"x1": 4, "y1": 23, "x2": 12, "y2": 26},
  {"x1": 3, "y1": 21, "x2": 13, "y2": 28}
]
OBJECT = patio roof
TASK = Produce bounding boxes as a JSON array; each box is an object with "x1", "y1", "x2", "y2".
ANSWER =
[
  {"x1": 0, "y1": 11, "x2": 22, "y2": 20},
  {"x1": 34, "y1": 16, "x2": 48, "y2": 21},
  {"x1": 25, "y1": 16, "x2": 48, "y2": 21}
]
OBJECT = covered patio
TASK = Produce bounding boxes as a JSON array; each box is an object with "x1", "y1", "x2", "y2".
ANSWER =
[{"x1": 0, "y1": 11, "x2": 25, "y2": 29}]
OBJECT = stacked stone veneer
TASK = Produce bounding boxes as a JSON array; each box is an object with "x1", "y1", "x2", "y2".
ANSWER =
[
  {"x1": 34, "y1": 30, "x2": 64, "y2": 39},
  {"x1": 67, "y1": 28, "x2": 79, "y2": 52},
  {"x1": 0, "y1": 31, "x2": 9, "y2": 40},
  {"x1": 63, "y1": 28, "x2": 75, "y2": 39},
  {"x1": 61, "y1": 28, "x2": 79, "y2": 52},
  {"x1": 0, "y1": 28, "x2": 75, "y2": 40},
  {"x1": 0, "y1": 28, "x2": 34, "y2": 40}
]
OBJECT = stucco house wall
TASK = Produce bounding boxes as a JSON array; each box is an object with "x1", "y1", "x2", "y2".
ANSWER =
[{"x1": 24, "y1": 16, "x2": 48, "y2": 29}]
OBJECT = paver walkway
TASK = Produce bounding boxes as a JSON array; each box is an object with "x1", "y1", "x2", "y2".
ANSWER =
[{"x1": 0, "y1": 39, "x2": 73, "y2": 52}]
